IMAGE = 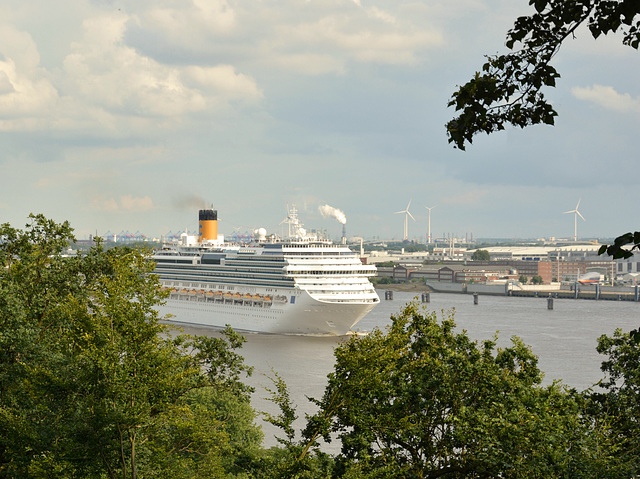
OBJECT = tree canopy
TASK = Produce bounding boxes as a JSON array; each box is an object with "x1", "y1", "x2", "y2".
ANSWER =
[
  {"x1": 4, "y1": 214, "x2": 640, "y2": 477},
  {"x1": 0, "y1": 214, "x2": 260, "y2": 478},
  {"x1": 446, "y1": 0, "x2": 640, "y2": 151},
  {"x1": 267, "y1": 302, "x2": 637, "y2": 478},
  {"x1": 446, "y1": 0, "x2": 640, "y2": 258},
  {"x1": 471, "y1": 249, "x2": 491, "y2": 261}
]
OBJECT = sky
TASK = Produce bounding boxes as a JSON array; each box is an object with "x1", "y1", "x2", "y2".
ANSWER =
[{"x1": 0, "y1": 0, "x2": 638, "y2": 242}]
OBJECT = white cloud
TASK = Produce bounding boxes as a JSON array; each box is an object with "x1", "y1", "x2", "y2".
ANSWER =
[
  {"x1": 95, "y1": 197, "x2": 120, "y2": 212},
  {"x1": 120, "y1": 195, "x2": 154, "y2": 212},
  {"x1": 62, "y1": 14, "x2": 207, "y2": 117},
  {"x1": 571, "y1": 84, "x2": 640, "y2": 113},
  {"x1": 272, "y1": 53, "x2": 346, "y2": 75},
  {"x1": 0, "y1": 11, "x2": 263, "y2": 134},
  {"x1": 93, "y1": 194, "x2": 154, "y2": 212},
  {"x1": 145, "y1": 0, "x2": 237, "y2": 41},
  {"x1": 183, "y1": 65, "x2": 262, "y2": 99},
  {"x1": 368, "y1": 7, "x2": 398, "y2": 25},
  {"x1": 274, "y1": 15, "x2": 442, "y2": 67},
  {"x1": 0, "y1": 71, "x2": 14, "y2": 94},
  {"x1": 0, "y1": 25, "x2": 58, "y2": 124}
]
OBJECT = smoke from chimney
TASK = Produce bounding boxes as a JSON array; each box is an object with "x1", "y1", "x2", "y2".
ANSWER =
[
  {"x1": 319, "y1": 204, "x2": 347, "y2": 224},
  {"x1": 174, "y1": 194, "x2": 209, "y2": 210}
]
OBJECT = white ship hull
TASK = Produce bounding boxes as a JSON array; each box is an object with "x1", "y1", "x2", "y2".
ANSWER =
[
  {"x1": 154, "y1": 206, "x2": 380, "y2": 335},
  {"x1": 157, "y1": 289, "x2": 377, "y2": 335}
]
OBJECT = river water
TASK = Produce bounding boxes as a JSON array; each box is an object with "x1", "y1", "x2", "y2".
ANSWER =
[{"x1": 180, "y1": 292, "x2": 640, "y2": 448}]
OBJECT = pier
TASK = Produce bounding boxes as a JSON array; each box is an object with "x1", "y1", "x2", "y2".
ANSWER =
[{"x1": 508, "y1": 289, "x2": 636, "y2": 301}]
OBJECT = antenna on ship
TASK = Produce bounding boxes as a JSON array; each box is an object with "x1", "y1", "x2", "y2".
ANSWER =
[
  {"x1": 280, "y1": 204, "x2": 303, "y2": 239},
  {"x1": 279, "y1": 204, "x2": 292, "y2": 238}
]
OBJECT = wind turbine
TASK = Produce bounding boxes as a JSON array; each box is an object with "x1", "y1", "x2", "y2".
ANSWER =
[
  {"x1": 424, "y1": 205, "x2": 437, "y2": 244},
  {"x1": 563, "y1": 199, "x2": 585, "y2": 242},
  {"x1": 394, "y1": 200, "x2": 415, "y2": 241}
]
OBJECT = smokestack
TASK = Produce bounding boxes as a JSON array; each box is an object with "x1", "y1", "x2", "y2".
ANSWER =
[
  {"x1": 342, "y1": 224, "x2": 347, "y2": 245},
  {"x1": 199, "y1": 209, "x2": 218, "y2": 243}
]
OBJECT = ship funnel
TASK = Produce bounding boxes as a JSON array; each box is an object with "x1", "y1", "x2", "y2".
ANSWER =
[{"x1": 199, "y1": 209, "x2": 218, "y2": 243}]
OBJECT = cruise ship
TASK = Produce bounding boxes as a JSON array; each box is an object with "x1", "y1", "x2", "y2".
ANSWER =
[{"x1": 153, "y1": 207, "x2": 380, "y2": 335}]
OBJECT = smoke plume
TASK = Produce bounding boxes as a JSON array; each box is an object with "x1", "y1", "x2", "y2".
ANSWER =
[
  {"x1": 174, "y1": 194, "x2": 210, "y2": 210},
  {"x1": 319, "y1": 204, "x2": 347, "y2": 224}
]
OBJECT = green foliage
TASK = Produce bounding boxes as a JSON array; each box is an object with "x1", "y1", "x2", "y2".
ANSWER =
[
  {"x1": 0, "y1": 214, "x2": 258, "y2": 478},
  {"x1": 531, "y1": 275, "x2": 544, "y2": 284},
  {"x1": 471, "y1": 249, "x2": 490, "y2": 261},
  {"x1": 598, "y1": 231, "x2": 640, "y2": 259},
  {"x1": 371, "y1": 276, "x2": 393, "y2": 285},
  {"x1": 264, "y1": 372, "x2": 298, "y2": 448},
  {"x1": 520, "y1": 275, "x2": 529, "y2": 284},
  {"x1": 298, "y1": 303, "x2": 612, "y2": 478},
  {"x1": 260, "y1": 373, "x2": 334, "y2": 479},
  {"x1": 374, "y1": 261, "x2": 396, "y2": 268},
  {"x1": 587, "y1": 328, "x2": 640, "y2": 475},
  {"x1": 447, "y1": 0, "x2": 640, "y2": 150},
  {"x1": 384, "y1": 244, "x2": 427, "y2": 253}
]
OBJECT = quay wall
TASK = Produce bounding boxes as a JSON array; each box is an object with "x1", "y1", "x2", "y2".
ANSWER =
[{"x1": 380, "y1": 281, "x2": 640, "y2": 302}]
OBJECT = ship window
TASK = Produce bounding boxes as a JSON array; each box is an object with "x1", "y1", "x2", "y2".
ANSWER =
[{"x1": 202, "y1": 257, "x2": 221, "y2": 265}]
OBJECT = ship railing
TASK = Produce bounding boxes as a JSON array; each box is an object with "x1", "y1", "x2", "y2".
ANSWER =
[{"x1": 169, "y1": 289, "x2": 280, "y2": 309}]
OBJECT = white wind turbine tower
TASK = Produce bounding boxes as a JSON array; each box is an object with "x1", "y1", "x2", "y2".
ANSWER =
[
  {"x1": 394, "y1": 200, "x2": 415, "y2": 241},
  {"x1": 424, "y1": 205, "x2": 436, "y2": 244},
  {"x1": 563, "y1": 199, "x2": 585, "y2": 242}
]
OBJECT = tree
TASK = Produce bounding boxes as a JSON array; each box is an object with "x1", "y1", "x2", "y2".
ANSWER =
[
  {"x1": 447, "y1": 1, "x2": 640, "y2": 258},
  {"x1": 520, "y1": 274, "x2": 529, "y2": 284},
  {"x1": 597, "y1": 231, "x2": 640, "y2": 259},
  {"x1": 531, "y1": 275, "x2": 544, "y2": 284},
  {"x1": 0, "y1": 215, "x2": 257, "y2": 478},
  {"x1": 447, "y1": 0, "x2": 640, "y2": 151},
  {"x1": 375, "y1": 261, "x2": 397, "y2": 268},
  {"x1": 583, "y1": 328, "x2": 640, "y2": 476},
  {"x1": 471, "y1": 249, "x2": 490, "y2": 261},
  {"x1": 283, "y1": 303, "x2": 611, "y2": 478}
]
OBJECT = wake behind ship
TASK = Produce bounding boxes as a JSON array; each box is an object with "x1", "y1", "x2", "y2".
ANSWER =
[{"x1": 153, "y1": 207, "x2": 380, "y2": 335}]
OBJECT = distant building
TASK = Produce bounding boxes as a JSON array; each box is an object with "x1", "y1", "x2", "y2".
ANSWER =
[
  {"x1": 366, "y1": 242, "x2": 633, "y2": 285},
  {"x1": 614, "y1": 250, "x2": 640, "y2": 283}
]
